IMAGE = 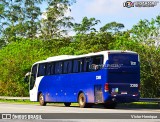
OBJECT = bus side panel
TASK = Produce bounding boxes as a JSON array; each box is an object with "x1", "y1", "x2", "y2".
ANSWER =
[
  {"x1": 72, "y1": 69, "x2": 107, "y2": 103},
  {"x1": 38, "y1": 69, "x2": 107, "y2": 103}
]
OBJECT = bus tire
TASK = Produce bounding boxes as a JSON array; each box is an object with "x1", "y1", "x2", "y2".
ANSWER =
[
  {"x1": 64, "y1": 102, "x2": 71, "y2": 107},
  {"x1": 78, "y1": 93, "x2": 87, "y2": 108},
  {"x1": 39, "y1": 93, "x2": 46, "y2": 106}
]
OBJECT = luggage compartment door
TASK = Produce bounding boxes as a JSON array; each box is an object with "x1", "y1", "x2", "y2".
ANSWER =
[{"x1": 94, "y1": 85, "x2": 103, "y2": 103}]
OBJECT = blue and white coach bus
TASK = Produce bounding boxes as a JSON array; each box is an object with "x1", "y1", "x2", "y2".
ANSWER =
[{"x1": 26, "y1": 50, "x2": 140, "y2": 108}]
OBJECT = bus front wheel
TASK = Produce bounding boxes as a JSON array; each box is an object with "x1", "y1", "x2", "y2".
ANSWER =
[{"x1": 39, "y1": 93, "x2": 46, "y2": 106}]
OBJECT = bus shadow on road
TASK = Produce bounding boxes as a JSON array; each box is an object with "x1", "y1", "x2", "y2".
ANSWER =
[
  {"x1": 46, "y1": 103, "x2": 160, "y2": 109},
  {"x1": 116, "y1": 103, "x2": 160, "y2": 109}
]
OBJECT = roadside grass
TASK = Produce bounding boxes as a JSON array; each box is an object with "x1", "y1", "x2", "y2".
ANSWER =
[
  {"x1": 117, "y1": 102, "x2": 159, "y2": 109},
  {"x1": 0, "y1": 99, "x2": 38, "y2": 104},
  {"x1": 0, "y1": 99, "x2": 76, "y2": 106}
]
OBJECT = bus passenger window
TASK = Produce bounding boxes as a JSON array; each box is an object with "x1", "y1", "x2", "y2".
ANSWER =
[
  {"x1": 92, "y1": 56, "x2": 103, "y2": 65},
  {"x1": 73, "y1": 59, "x2": 83, "y2": 73},
  {"x1": 84, "y1": 58, "x2": 93, "y2": 72},
  {"x1": 55, "y1": 62, "x2": 63, "y2": 74},
  {"x1": 91, "y1": 56, "x2": 103, "y2": 70},
  {"x1": 38, "y1": 63, "x2": 46, "y2": 76},
  {"x1": 46, "y1": 63, "x2": 52, "y2": 75},
  {"x1": 63, "y1": 60, "x2": 72, "y2": 74},
  {"x1": 50, "y1": 63, "x2": 55, "y2": 75},
  {"x1": 68, "y1": 61, "x2": 72, "y2": 73}
]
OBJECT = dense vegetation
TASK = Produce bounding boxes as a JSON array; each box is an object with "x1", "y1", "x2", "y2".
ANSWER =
[{"x1": 0, "y1": 0, "x2": 159, "y2": 98}]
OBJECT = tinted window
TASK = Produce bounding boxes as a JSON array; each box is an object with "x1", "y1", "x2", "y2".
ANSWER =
[
  {"x1": 55, "y1": 62, "x2": 63, "y2": 74},
  {"x1": 73, "y1": 59, "x2": 83, "y2": 73},
  {"x1": 90, "y1": 56, "x2": 103, "y2": 71},
  {"x1": 30, "y1": 64, "x2": 37, "y2": 90},
  {"x1": 63, "y1": 60, "x2": 72, "y2": 74},
  {"x1": 50, "y1": 63, "x2": 55, "y2": 75},
  {"x1": 38, "y1": 63, "x2": 46, "y2": 76},
  {"x1": 83, "y1": 57, "x2": 93, "y2": 72},
  {"x1": 31, "y1": 64, "x2": 37, "y2": 78},
  {"x1": 46, "y1": 63, "x2": 54, "y2": 75},
  {"x1": 92, "y1": 56, "x2": 103, "y2": 65}
]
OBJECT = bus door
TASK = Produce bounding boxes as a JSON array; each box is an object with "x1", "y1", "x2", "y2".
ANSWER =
[{"x1": 29, "y1": 64, "x2": 38, "y2": 101}]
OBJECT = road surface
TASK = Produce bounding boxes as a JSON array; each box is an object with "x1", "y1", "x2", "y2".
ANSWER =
[{"x1": 0, "y1": 102, "x2": 159, "y2": 122}]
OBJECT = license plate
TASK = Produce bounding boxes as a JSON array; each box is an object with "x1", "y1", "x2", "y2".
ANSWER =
[{"x1": 121, "y1": 92, "x2": 127, "y2": 94}]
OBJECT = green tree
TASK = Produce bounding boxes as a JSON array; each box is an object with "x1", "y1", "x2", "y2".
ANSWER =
[
  {"x1": 0, "y1": 39, "x2": 47, "y2": 96},
  {"x1": 59, "y1": 32, "x2": 114, "y2": 55},
  {"x1": 0, "y1": 37, "x2": 70, "y2": 96},
  {"x1": 0, "y1": 4, "x2": 4, "y2": 14},
  {"x1": 100, "y1": 21, "x2": 124, "y2": 33},
  {"x1": 40, "y1": 0, "x2": 75, "y2": 40},
  {"x1": 73, "y1": 17, "x2": 100, "y2": 34},
  {"x1": 0, "y1": 3, "x2": 5, "y2": 47},
  {"x1": 0, "y1": 0, "x2": 44, "y2": 42},
  {"x1": 131, "y1": 16, "x2": 160, "y2": 46},
  {"x1": 1, "y1": 0, "x2": 24, "y2": 42},
  {"x1": 129, "y1": 16, "x2": 160, "y2": 97},
  {"x1": 0, "y1": 3, "x2": 4, "y2": 20}
]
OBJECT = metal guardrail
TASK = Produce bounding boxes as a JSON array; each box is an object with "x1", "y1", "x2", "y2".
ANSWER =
[
  {"x1": 139, "y1": 98, "x2": 160, "y2": 102},
  {"x1": 139, "y1": 98, "x2": 160, "y2": 108},
  {"x1": 0, "y1": 96, "x2": 29, "y2": 101}
]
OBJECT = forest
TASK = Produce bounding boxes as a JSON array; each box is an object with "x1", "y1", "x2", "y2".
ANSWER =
[{"x1": 0, "y1": 0, "x2": 160, "y2": 98}]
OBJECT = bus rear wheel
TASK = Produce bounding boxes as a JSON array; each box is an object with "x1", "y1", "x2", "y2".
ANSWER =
[
  {"x1": 78, "y1": 93, "x2": 91, "y2": 108},
  {"x1": 64, "y1": 102, "x2": 71, "y2": 107},
  {"x1": 39, "y1": 93, "x2": 46, "y2": 106}
]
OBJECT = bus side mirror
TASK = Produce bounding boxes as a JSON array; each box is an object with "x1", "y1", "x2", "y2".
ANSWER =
[
  {"x1": 24, "y1": 72, "x2": 31, "y2": 82},
  {"x1": 24, "y1": 76, "x2": 29, "y2": 82}
]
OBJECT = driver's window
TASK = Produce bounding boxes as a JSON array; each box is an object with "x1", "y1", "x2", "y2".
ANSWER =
[{"x1": 30, "y1": 64, "x2": 37, "y2": 90}]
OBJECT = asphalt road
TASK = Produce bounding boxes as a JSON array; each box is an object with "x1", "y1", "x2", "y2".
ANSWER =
[{"x1": 0, "y1": 102, "x2": 159, "y2": 122}]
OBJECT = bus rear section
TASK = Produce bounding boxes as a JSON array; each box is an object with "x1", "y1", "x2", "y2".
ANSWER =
[{"x1": 104, "y1": 52, "x2": 140, "y2": 105}]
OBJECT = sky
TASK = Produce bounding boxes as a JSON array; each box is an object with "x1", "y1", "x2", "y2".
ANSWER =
[{"x1": 68, "y1": 0, "x2": 160, "y2": 32}]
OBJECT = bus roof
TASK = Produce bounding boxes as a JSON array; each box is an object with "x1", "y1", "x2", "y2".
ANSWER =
[{"x1": 33, "y1": 50, "x2": 137, "y2": 65}]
